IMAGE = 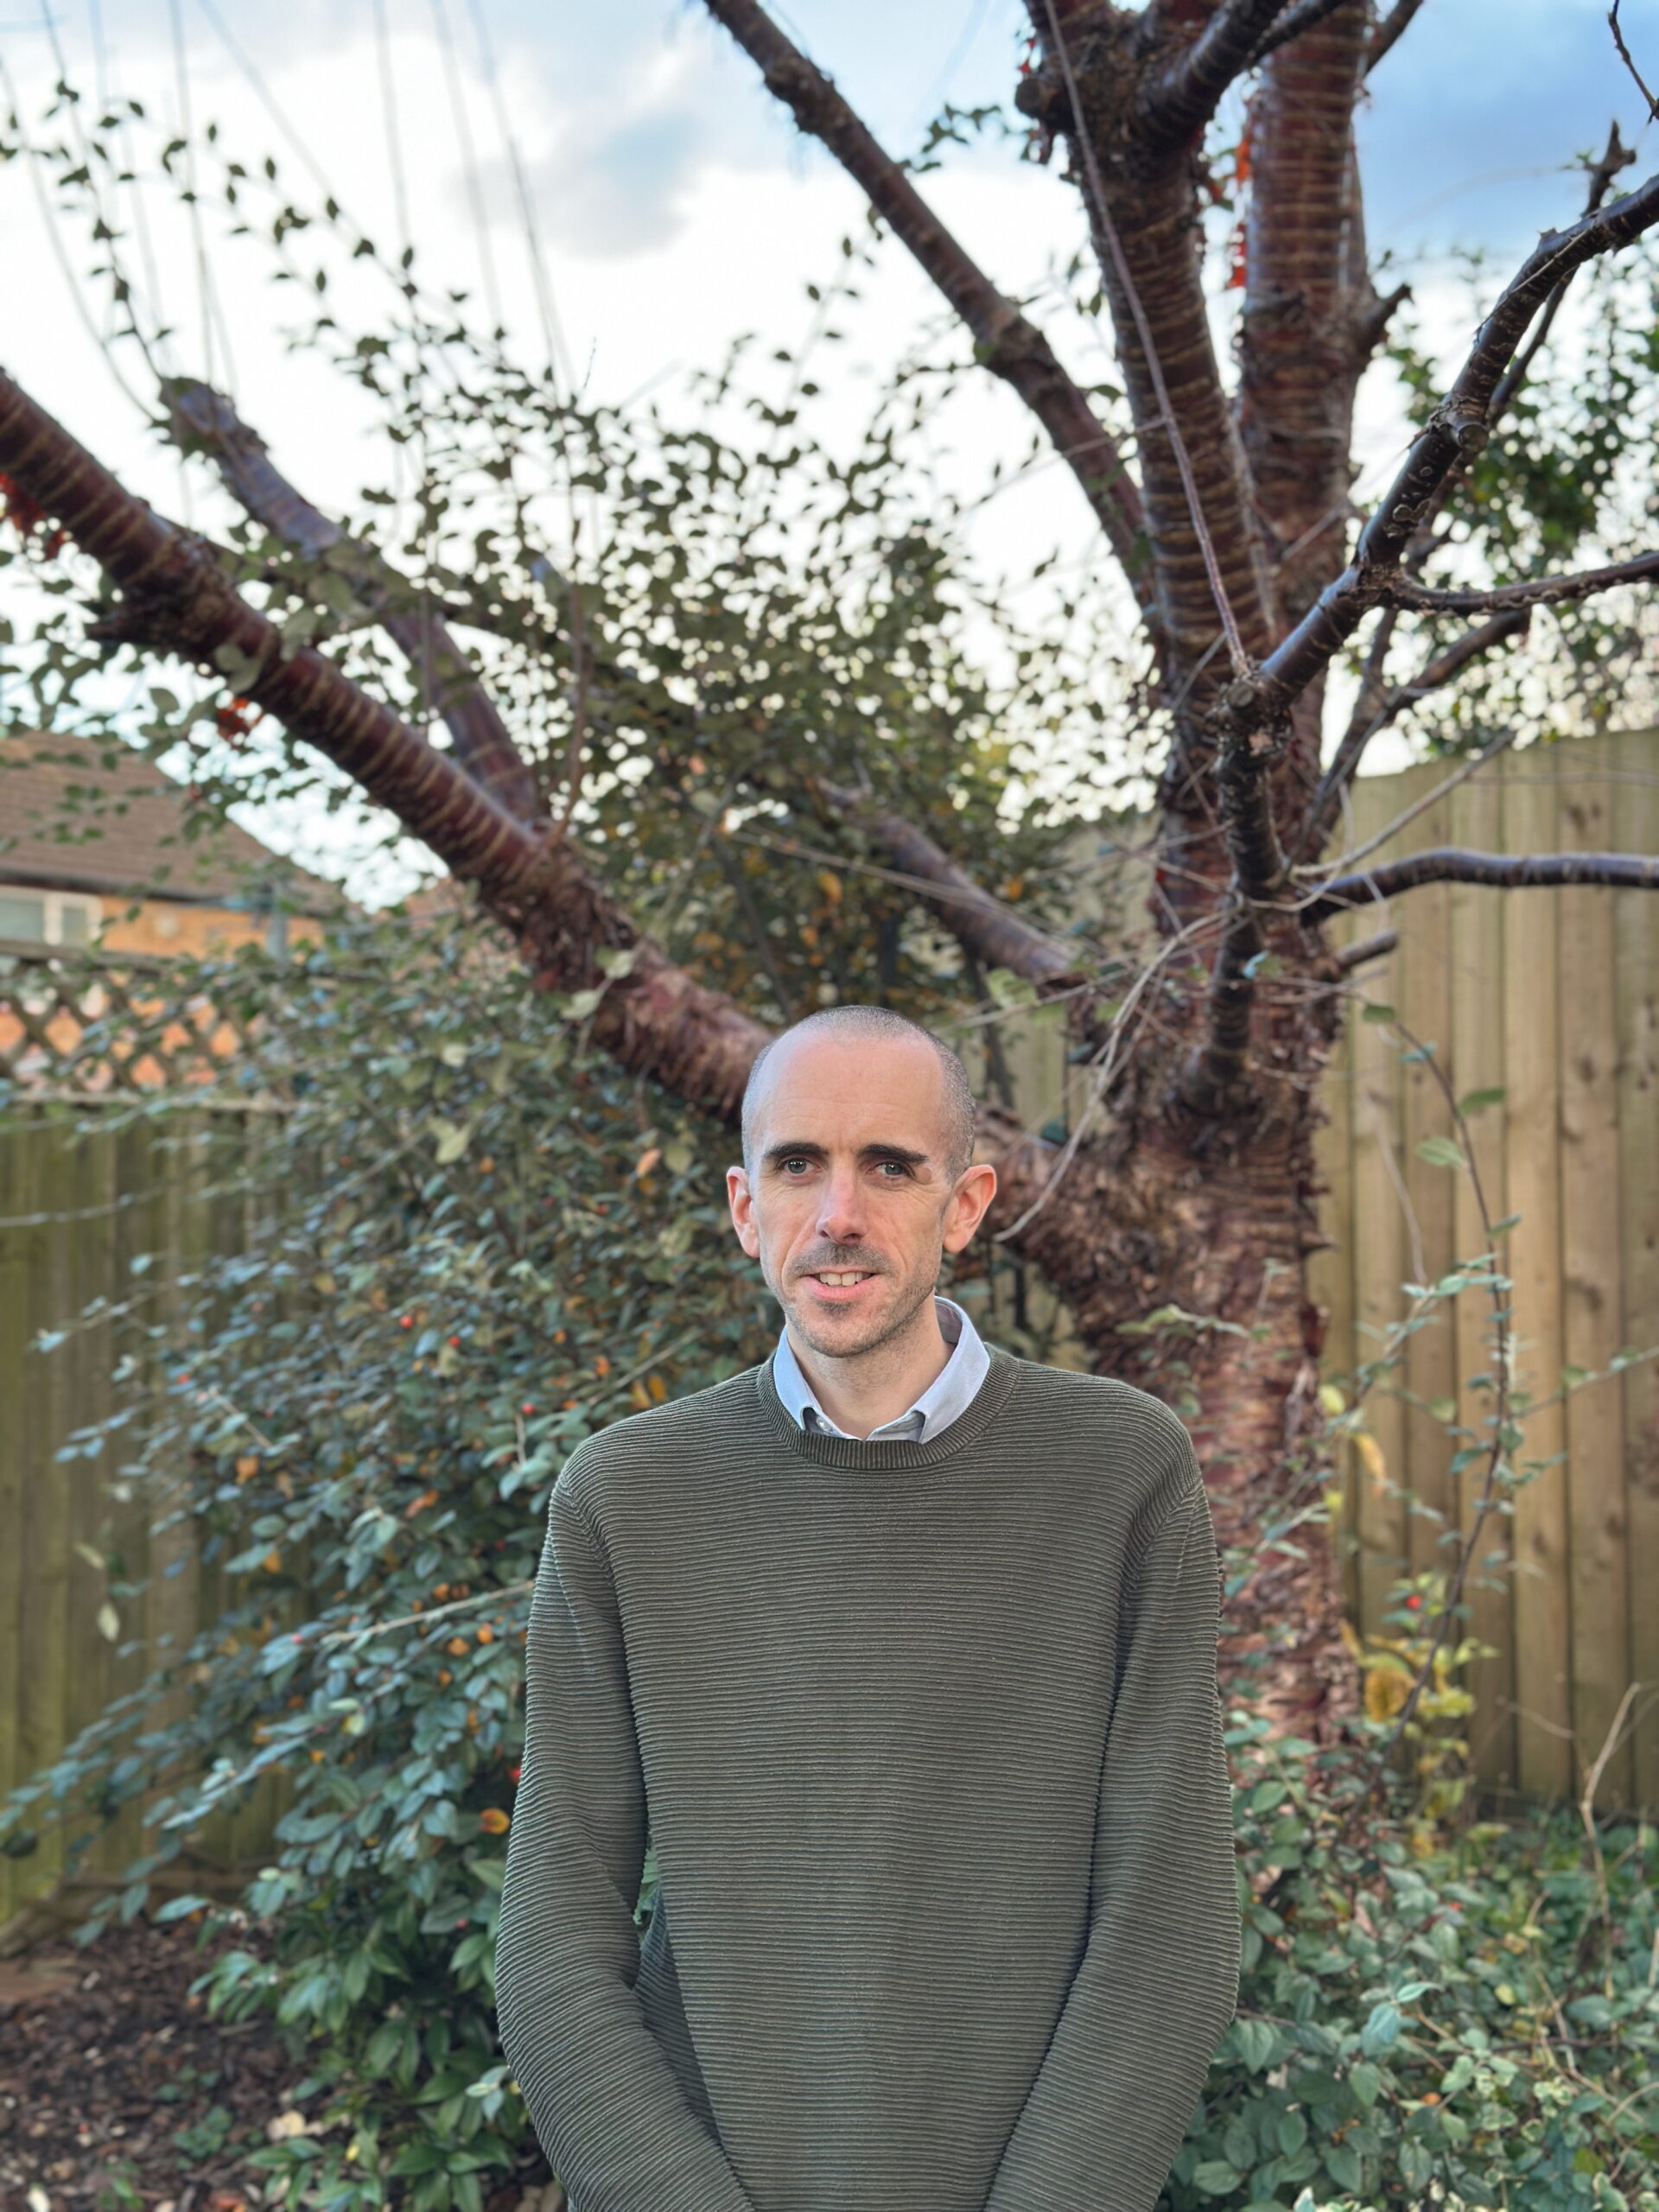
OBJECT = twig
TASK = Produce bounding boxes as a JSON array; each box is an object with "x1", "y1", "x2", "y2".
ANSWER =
[
  {"x1": 1299, "y1": 608, "x2": 1529, "y2": 858},
  {"x1": 1304, "y1": 846, "x2": 1659, "y2": 920},
  {"x1": 701, "y1": 0, "x2": 1154, "y2": 620},
  {"x1": 1366, "y1": 0, "x2": 1427, "y2": 73},
  {"x1": 1609, "y1": 0, "x2": 1659, "y2": 121},
  {"x1": 1302, "y1": 724, "x2": 1520, "y2": 880},
  {"x1": 1389, "y1": 547, "x2": 1659, "y2": 615}
]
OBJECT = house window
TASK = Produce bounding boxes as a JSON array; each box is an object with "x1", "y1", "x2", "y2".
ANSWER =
[{"x1": 0, "y1": 887, "x2": 101, "y2": 945}]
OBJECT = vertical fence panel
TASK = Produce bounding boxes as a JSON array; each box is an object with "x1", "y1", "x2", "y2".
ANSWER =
[
  {"x1": 1395, "y1": 772, "x2": 1460, "y2": 1587},
  {"x1": 0, "y1": 1115, "x2": 28, "y2": 1927},
  {"x1": 1501, "y1": 748, "x2": 1574, "y2": 1800},
  {"x1": 1558, "y1": 739, "x2": 1632, "y2": 1807},
  {"x1": 1615, "y1": 755, "x2": 1659, "y2": 1809},
  {"x1": 1344, "y1": 779, "x2": 1410, "y2": 1640},
  {"x1": 16, "y1": 1108, "x2": 78, "y2": 1904},
  {"x1": 1447, "y1": 766, "x2": 1516, "y2": 1796}
]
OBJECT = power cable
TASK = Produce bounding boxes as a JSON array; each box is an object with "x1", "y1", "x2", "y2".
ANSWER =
[
  {"x1": 167, "y1": 0, "x2": 219, "y2": 394},
  {"x1": 463, "y1": 0, "x2": 572, "y2": 393},
  {"x1": 429, "y1": 0, "x2": 503, "y2": 334}
]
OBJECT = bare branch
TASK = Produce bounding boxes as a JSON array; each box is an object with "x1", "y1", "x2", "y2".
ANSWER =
[
  {"x1": 167, "y1": 381, "x2": 543, "y2": 823},
  {"x1": 1390, "y1": 547, "x2": 1659, "y2": 614},
  {"x1": 0, "y1": 364, "x2": 770, "y2": 1116},
  {"x1": 810, "y1": 779, "x2": 1085, "y2": 988},
  {"x1": 1228, "y1": 166, "x2": 1659, "y2": 729},
  {"x1": 1139, "y1": 0, "x2": 1293, "y2": 142},
  {"x1": 1247, "y1": 0, "x2": 1354, "y2": 67},
  {"x1": 175, "y1": 377, "x2": 1092, "y2": 1003},
  {"x1": 1609, "y1": 0, "x2": 1659, "y2": 121},
  {"x1": 1334, "y1": 927, "x2": 1397, "y2": 970},
  {"x1": 1300, "y1": 607, "x2": 1529, "y2": 854},
  {"x1": 1305, "y1": 847, "x2": 1659, "y2": 921},
  {"x1": 1365, "y1": 0, "x2": 1427, "y2": 73},
  {"x1": 700, "y1": 0, "x2": 1154, "y2": 627},
  {"x1": 1395, "y1": 124, "x2": 1637, "y2": 575}
]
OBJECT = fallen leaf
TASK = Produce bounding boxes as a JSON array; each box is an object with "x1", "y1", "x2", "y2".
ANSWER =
[{"x1": 266, "y1": 2109, "x2": 313, "y2": 2143}]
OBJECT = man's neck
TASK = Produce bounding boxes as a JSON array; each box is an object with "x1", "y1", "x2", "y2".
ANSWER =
[{"x1": 786, "y1": 1297, "x2": 950, "y2": 1440}]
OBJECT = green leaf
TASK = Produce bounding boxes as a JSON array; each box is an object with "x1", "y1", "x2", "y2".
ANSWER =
[
  {"x1": 1360, "y1": 1999, "x2": 1402, "y2": 2054},
  {"x1": 431, "y1": 1118, "x2": 473, "y2": 1166},
  {"x1": 1414, "y1": 1136, "x2": 1466, "y2": 1171},
  {"x1": 1457, "y1": 1085, "x2": 1506, "y2": 1115},
  {"x1": 1360, "y1": 1001, "x2": 1395, "y2": 1023},
  {"x1": 1191, "y1": 2160, "x2": 1243, "y2": 2196}
]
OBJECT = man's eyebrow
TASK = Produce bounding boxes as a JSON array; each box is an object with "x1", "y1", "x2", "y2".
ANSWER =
[{"x1": 761, "y1": 1140, "x2": 827, "y2": 1168}]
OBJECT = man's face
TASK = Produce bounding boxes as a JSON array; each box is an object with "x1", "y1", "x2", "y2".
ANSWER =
[{"x1": 726, "y1": 1031, "x2": 995, "y2": 1361}]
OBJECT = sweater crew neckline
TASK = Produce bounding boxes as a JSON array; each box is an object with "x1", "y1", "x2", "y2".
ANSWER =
[{"x1": 753, "y1": 1339, "x2": 1024, "y2": 1470}]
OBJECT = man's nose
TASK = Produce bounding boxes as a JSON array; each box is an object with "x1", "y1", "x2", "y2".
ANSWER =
[{"x1": 815, "y1": 1165, "x2": 867, "y2": 1245}]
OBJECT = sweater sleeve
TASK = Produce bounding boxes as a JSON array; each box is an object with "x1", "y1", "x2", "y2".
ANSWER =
[
  {"x1": 982, "y1": 1435, "x2": 1241, "y2": 2212},
  {"x1": 495, "y1": 1475, "x2": 760, "y2": 2212}
]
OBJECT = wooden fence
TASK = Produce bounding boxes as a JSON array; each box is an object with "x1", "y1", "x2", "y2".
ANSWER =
[
  {"x1": 0, "y1": 1079, "x2": 281, "y2": 1938},
  {"x1": 1308, "y1": 728, "x2": 1658, "y2": 1815}
]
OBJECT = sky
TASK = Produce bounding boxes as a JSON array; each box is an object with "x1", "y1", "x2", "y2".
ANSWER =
[{"x1": 1, "y1": 0, "x2": 1655, "y2": 899}]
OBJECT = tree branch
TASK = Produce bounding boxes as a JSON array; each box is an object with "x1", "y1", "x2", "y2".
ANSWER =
[
  {"x1": 1365, "y1": 0, "x2": 1426, "y2": 73},
  {"x1": 1389, "y1": 548, "x2": 1659, "y2": 614},
  {"x1": 0, "y1": 364, "x2": 770, "y2": 1116},
  {"x1": 166, "y1": 380, "x2": 544, "y2": 823},
  {"x1": 809, "y1": 779, "x2": 1086, "y2": 988},
  {"x1": 1304, "y1": 847, "x2": 1659, "y2": 918},
  {"x1": 1139, "y1": 0, "x2": 1294, "y2": 142},
  {"x1": 1247, "y1": 0, "x2": 1354, "y2": 67},
  {"x1": 1181, "y1": 165, "x2": 1659, "y2": 1106},
  {"x1": 1299, "y1": 607, "x2": 1530, "y2": 855},
  {"x1": 1395, "y1": 124, "x2": 1637, "y2": 582},
  {"x1": 1225, "y1": 166, "x2": 1659, "y2": 732},
  {"x1": 700, "y1": 0, "x2": 1154, "y2": 630}
]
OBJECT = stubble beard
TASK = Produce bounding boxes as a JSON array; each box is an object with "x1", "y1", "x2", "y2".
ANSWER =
[{"x1": 779, "y1": 1261, "x2": 939, "y2": 1363}]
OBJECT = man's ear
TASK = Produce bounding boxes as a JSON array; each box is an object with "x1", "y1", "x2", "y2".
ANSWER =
[
  {"x1": 942, "y1": 1160, "x2": 997, "y2": 1255},
  {"x1": 726, "y1": 1164, "x2": 761, "y2": 1258}
]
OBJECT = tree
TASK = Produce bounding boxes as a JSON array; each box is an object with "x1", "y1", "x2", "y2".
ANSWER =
[{"x1": 3, "y1": 0, "x2": 1658, "y2": 1746}]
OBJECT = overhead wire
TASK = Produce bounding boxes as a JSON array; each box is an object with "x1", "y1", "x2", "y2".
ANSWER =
[
  {"x1": 166, "y1": 0, "x2": 223, "y2": 395},
  {"x1": 0, "y1": 46, "x2": 150, "y2": 419},
  {"x1": 463, "y1": 0, "x2": 572, "y2": 394},
  {"x1": 89, "y1": 0, "x2": 170, "y2": 363},
  {"x1": 429, "y1": 0, "x2": 503, "y2": 334}
]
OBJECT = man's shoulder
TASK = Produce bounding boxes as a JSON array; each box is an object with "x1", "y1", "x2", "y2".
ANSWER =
[
  {"x1": 1001, "y1": 1353, "x2": 1198, "y2": 1482},
  {"x1": 556, "y1": 1360, "x2": 769, "y2": 1514},
  {"x1": 1007, "y1": 1352, "x2": 1192, "y2": 1436}
]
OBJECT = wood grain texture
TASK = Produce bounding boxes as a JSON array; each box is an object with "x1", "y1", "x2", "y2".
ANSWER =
[
  {"x1": 1501, "y1": 747, "x2": 1573, "y2": 1800},
  {"x1": 1446, "y1": 765, "x2": 1515, "y2": 1796}
]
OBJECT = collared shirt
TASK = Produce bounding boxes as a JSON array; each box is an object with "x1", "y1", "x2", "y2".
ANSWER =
[{"x1": 770, "y1": 1294, "x2": 990, "y2": 1443}]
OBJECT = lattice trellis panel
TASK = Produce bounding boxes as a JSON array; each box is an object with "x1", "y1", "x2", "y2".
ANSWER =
[{"x1": 0, "y1": 940, "x2": 276, "y2": 1098}]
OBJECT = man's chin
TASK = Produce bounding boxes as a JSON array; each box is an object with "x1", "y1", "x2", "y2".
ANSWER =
[{"x1": 785, "y1": 1283, "x2": 922, "y2": 1361}]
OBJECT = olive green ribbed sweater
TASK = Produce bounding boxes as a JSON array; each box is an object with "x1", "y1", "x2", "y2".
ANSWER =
[{"x1": 495, "y1": 1344, "x2": 1241, "y2": 2212}]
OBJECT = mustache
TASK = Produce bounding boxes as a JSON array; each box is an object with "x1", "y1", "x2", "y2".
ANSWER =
[{"x1": 793, "y1": 1249, "x2": 889, "y2": 1275}]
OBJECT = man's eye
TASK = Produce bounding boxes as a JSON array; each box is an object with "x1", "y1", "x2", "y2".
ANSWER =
[{"x1": 877, "y1": 1160, "x2": 909, "y2": 1177}]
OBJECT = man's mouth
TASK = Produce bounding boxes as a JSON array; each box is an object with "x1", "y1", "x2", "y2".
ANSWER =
[{"x1": 809, "y1": 1270, "x2": 876, "y2": 1287}]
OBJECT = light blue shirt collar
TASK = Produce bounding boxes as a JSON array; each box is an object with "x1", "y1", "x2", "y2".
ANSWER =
[{"x1": 771, "y1": 1294, "x2": 989, "y2": 1443}]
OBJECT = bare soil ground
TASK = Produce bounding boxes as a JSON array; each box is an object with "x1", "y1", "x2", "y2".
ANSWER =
[{"x1": 0, "y1": 1918, "x2": 558, "y2": 2212}]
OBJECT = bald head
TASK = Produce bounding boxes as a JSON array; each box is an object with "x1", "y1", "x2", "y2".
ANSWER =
[{"x1": 741, "y1": 1007, "x2": 977, "y2": 1181}]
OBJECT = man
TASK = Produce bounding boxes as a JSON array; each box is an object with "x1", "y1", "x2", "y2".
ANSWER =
[{"x1": 496, "y1": 1005, "x2": 1241, "y2": 2212}]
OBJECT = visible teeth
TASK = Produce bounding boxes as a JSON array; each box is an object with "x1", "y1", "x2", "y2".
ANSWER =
[{"x1": 816, "y1": 1272, "x2": 873, "y2": 1286}]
